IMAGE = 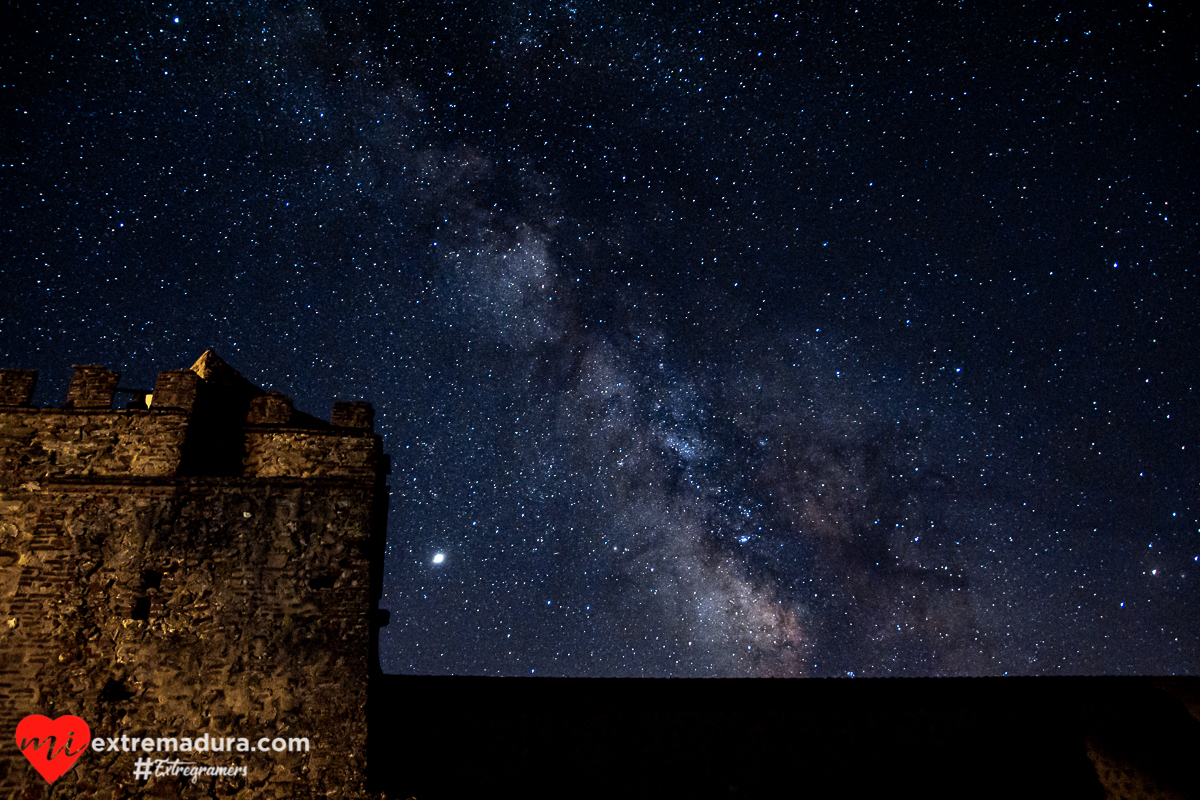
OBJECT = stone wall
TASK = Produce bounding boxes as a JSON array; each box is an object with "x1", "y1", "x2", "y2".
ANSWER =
[
  {"x1": 244, "y1": 430, "x2": 383, "y2": 481},
  {"x1": 0, "y1": 354, "x2": 388, "y2": 798},
  {"x1": 0, "y1": 410, "x2": 190, "y2": 482}
]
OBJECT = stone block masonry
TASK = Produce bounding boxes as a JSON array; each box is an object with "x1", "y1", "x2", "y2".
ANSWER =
[
  {"x1": 0, "y1": 370, "x2": 37, "y2": 408},
  {"x1": 0, "y1": 351, "x2": 389, "y2": 799},
  {"x1": 65, "y1": 366, "x2": 120, "y2": 410}
]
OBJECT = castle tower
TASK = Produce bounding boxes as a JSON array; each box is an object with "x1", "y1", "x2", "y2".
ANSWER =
[{"x1": 0, "y1": 352, "x2": 389, "y2": 798}]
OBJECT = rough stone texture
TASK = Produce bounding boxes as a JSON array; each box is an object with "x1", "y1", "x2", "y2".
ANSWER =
[
  {"x1": 0, "y1": 371, "x2": 37, "y2": 408},
  {"x1": 151, "y1": 370, "x2": 200, "y2": 413},
  {"x1": 244, "y1": 431, "x2": 383, "y2": 481},
  {"x1": 0, "y1": 410, "x2": 190, "y2": 483},
  {"x1": 66, "y1": 366, "x2": 120, "y2": 410},
  {"x1": 0, "y1": 352, "x2": 388, "y2": 799},
  {"x1": 247, "y1": 393, "x2": 294, "y2": 426},
  {"x1": 330, "y1": 403, "x2": 374, "y2": 432}
]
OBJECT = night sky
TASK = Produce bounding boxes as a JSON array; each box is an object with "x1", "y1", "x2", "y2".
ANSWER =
[{"x1": 3, "y1": 0, "x2": 1198, "y2": 677}]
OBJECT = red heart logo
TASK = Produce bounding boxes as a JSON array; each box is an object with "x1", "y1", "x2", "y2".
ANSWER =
[{"x1": 15, "y1": 714, "x2": 91, "y2": 784}]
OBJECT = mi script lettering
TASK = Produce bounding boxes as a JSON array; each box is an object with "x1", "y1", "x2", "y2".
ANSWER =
[{"x1": 16, "y1": 714, "x2": 92, "y2": 784}]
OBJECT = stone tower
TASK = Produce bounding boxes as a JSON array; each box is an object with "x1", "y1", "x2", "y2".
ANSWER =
[{"x1": 0, "y1": 351, "x2": 389, "y2": 798}]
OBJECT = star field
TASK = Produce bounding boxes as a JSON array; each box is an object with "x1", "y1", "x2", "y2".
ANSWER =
[{"x1": 1, "y1": 0, "x2": 1197, "y2": 676}]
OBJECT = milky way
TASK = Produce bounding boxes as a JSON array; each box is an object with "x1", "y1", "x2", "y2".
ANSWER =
[
  {"x1": 392, "y1": 184, "x2": 999, "y2": 675},
  {"x1": 2, "y1": 1, "x2": 1196, "y2": 676}
]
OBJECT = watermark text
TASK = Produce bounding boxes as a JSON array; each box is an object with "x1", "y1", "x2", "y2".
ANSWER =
[
  {"x1": 134, "y1": 756, "x2": 249, "y2": 784},
  {"x1": 94, "y1": 733, "x2": 309, "y2": 754}
]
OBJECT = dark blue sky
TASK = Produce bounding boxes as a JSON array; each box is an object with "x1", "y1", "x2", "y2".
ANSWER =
[{"x1": 2, "y1": 0, "x2": 1197, "y2": 675}]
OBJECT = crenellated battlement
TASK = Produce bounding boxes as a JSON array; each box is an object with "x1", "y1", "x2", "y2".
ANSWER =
[
  {"x1": 0, "y1": 351, "x2": 389, "y2": 799},
  {"x1": 0, "y1": 351, "x2": 385, "y2": 486}
]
